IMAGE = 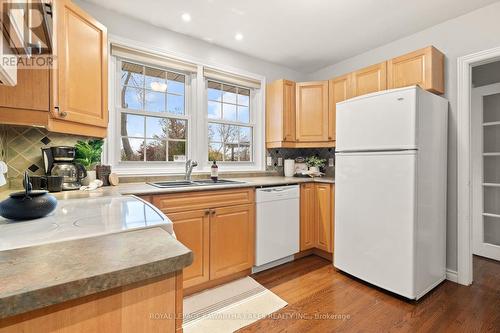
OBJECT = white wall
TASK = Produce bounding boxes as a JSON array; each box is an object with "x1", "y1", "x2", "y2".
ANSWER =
[
  {"x1": 75, "y1": 0, "x2": 305, "y2": 82},
  {"x1": 307, "y1": 1, "x2": 500, "y2": 271}
]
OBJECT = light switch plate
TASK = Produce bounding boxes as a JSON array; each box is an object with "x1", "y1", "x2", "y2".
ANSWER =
[
  {"x1": 277, "y1": 157, "x2": 283, "y2": 166},
  {"x1": 328, "y1": 158, "x2": 334, "y2": 167},
  {"x1": 266, "y1": 156, "x2": 273, "y2": 166}
]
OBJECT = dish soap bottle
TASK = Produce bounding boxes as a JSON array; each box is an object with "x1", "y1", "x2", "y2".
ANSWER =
[{"x1": 211, "y1": 160, "x2": 219, "y2": 182}]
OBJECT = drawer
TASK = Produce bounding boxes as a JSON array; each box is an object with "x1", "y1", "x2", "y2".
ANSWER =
[{"x1": 152, "y1": 188, "x2": 255, "y2": 213}]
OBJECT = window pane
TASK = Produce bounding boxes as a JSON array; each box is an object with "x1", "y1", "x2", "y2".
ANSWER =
[
  {"x1": 121, "y1": 138, "x2": 144, "y2": 161},
  {"x1": 224, "y1": 144, "x2": 238, "y2": 161},
  {"x1": 208, "y1": 123, "x2": 222, "y2": 142},
  {"x1": 121, "y1": 114, "x2": 144, "y2": 137},
  {"x1": 239, "y1": 126, "x2": 252, "y2": 144},
  {"x1": 145, "y1": 90, "x2": 166, "y2": 112},
  {"x1": 223, "y1": 104, "x2": 237, "y2": 121},
  {"x1": 121, "y1": 62, "x2": 143, "y2": 87},
  {"x1": 237, "y1": 88, "x2": 250, "y2": 106},
  {"x1": 145, "y1": 140, "x2": 166, "y2": 161},
  {"x1": 146, "y1": 116, "x2": 167, "y2": 139},
  {"x1": 168, "y1": 141, "x2": 186, "y2": 161},
  {"x1": 169, "y1": 119, "x2": 187, "y2": 139},
  {"x1": 167, "y1": 94, "x2": 185, "y2": 115},
  {"x1": 238, "y1": 145, "x2": 251, "y2": 161},
  {"x1": 222, "y1": 85, "x2": 237, "y2": 104},
  {"x1": 225, "y1": 125, "x2": 239, "y2": 144},
  {"x1": 167, "y1": 72, "x2": 185, "y2": 95},
  {"x1": 145, "y1": 67, "x2": 166, "y2": 92},
  {"x1": 208, "y1": 142, "x2": 223, "y2": 161},
  {"x1": 208, "y1": 101, "x2": 222, "y2": 119},
  {"x1": 122, "y1": 87, "x2": 144, "y2": 110},
  {"x1": 208, "y1": 81, "x2": 222, "y2": 101},
  {"x1": 238, "y1": 106, "x2": 249, "y2": 123}
]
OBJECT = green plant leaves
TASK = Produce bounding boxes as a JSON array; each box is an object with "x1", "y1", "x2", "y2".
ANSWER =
[{"x1": 75, "y1": 139, "x2": 104, "y2": 170}]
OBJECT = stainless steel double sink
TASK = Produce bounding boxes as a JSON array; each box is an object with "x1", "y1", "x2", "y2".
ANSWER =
[{"x1": 148, "y1": 179, "x2": 246, "y2": 189}]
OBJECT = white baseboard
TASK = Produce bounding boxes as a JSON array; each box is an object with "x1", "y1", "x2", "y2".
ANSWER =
[{"x1": 446, "y1": 269, "x2": 458, "y2": 283}]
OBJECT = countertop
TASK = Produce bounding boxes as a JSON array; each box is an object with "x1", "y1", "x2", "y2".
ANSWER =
[
  {"x1": 0, "y1": 227, "x2": 192, "y2": 319},
  {"x1": 0, "y1": 175, "x2": 333, "y2": 318},
  {"x1": 1, "y1": 176, "x2": 334, "y2": 200}
]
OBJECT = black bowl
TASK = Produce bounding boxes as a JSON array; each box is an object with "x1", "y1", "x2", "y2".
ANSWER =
[{"x1": 0, "y1": 190, "x2": 58, "y2": 221}]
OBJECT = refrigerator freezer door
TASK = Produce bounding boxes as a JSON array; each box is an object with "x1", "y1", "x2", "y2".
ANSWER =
[
  {"x1": 336, "y1": 87, "x2": 417, "y2": 152},
  {"x1": 334, "y1": 151, "x2": 417, "y2": 298}
]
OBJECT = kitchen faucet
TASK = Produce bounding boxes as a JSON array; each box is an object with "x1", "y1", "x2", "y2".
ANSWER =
[{"x1": 185, "y1": 159, "x2": 198, "y2": 181}]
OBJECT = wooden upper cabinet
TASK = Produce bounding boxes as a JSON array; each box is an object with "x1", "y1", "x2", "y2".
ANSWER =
[
  {"x1": 296, "y1": 81, "x2": 330, "y2": 142},
  {"x1": 300, "y1": 183, "x2": 316, "y2": 251},
  {"x1": 168, "y1": 210, "x2": 210, "y2": 289},
  {"x1": 328, "y1": 74, "x2": 352, "y2": 142},
  {"x1": 52, "y1": 0, "x2": 108, "y2": 128},
  {"x1": 210, "y1": 204, "x2": 255, "y2": 280},
  {"x1": 387, "y1": 46, "x2": 444, "y2": 94},
  {"x1": 266, "y1": 79, "x2": 296, "y2": 147},
  {"x1": 0, "y1": 0, "x2": 108, "y2": 137},
  {"x1": 351, "y1": 62, "x2": 387, "y2": 97},
  {"x1": 315, "y1": 184, "x2": 333, "y2": 253}
]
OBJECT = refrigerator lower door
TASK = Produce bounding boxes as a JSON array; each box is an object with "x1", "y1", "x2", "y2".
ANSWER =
[
  {"x1": 336, "y1": 87, "x2": 417, "y2": 151},
  {"x1": 334, "y1": 151, "x2": 417, "y2": 298}
]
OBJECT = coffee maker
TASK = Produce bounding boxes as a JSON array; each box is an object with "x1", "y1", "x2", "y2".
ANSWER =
[{"x1": 41, "y1": 146, "x2": 87, "y2": 190}]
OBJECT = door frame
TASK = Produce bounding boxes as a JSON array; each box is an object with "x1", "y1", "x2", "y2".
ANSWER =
[{"x1": 457, "y1": 46, "x2": 500, "y2": 285}]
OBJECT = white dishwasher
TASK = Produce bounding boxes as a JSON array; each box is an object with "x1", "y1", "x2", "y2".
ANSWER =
[{"x1": 254, "y1": 185, "x2": 300, "y2": 272}]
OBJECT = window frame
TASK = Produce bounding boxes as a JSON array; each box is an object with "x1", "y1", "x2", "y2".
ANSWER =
[
  {"x1": 118, "y1": 59, "x2": 190, "y2": 164},
  {"x1": 206, "y1": 79, "x2": 254, "y2": 163},
  {"x1": 104, "y1": 37, "x2": 265, "y2": 175}
]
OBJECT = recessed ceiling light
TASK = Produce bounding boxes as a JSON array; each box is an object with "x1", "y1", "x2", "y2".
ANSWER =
[
  {"x1": 235, "y1": 33, "x2": 243, "y2": 41},
  {"x1": 181, "y1": 13, "x2": 191, "y2": 22}
]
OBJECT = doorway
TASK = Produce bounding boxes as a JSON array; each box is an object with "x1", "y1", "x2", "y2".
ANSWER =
[
  {"x1": 471, "y1": 77, "x2": 500, "y2": 261},
  {"x1": 457, "y1": 48, "x2": 500, "y2": 285}
]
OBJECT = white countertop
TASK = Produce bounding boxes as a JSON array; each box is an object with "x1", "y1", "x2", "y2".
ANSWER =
[{"x1": 0, "y1": 196, "x2": 173, "y2": 251}]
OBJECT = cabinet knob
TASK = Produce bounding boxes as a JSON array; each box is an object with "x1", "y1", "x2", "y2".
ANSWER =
[
  {"x1": 210, "y1": 209, "x2": 216, "y2": 215},
  {"x1": 204, "y1": 209, "x2": 210, "y2": 216}
]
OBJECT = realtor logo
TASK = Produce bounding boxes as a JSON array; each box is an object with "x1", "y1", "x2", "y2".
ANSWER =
[{"x1": 1, "y1": 0, "x2": 55, "y2": 69}]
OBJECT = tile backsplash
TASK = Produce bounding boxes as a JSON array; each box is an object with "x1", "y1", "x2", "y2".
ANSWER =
[
  {"x1": 266, "y1": 147, "x2": 335, "y2": 177},
  {"x1": 1, "y1": 125, "x2": 88, "y2": 189}
]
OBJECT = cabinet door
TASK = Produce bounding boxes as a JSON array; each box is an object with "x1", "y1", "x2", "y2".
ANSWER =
[
  {"x1": 168, "y1": 210, "x2": 210, "y2": 288},
  {"x1": 266, "y1": 79, "x2": 296, "y2": 145},
  {"x1": 283, "y1": 80, "x2": 296, "y2": 142},
  {"x1": 329, "y1": 75, "x2": 352, "y2": 143},
  {"x1": 53, "y1": 0, "x2": 108, "y2": 127},
  {"x1": 387, "y1": 46, "x2": 444, "y2": 94},
  {"x1": 300, "y1": 183, "x2": 316, "y2": 251},
  {"x1": 0, "y1": 57, "x2": 50, "y2": 119},
  {"x1": 315, "y1": 184, "x2": 333, "y2": 253},
  {"x1": 351, "y1": 62, "x2": 387, "y2": 97},
  {"x1": 296, "y1": 81, "x2": 329, "y2": 142},
  {"x1": 210, "y1": 204, "x2": 255, "y2": 280}
]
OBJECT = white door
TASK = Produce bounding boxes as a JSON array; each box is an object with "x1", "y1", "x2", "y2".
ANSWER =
[
  {"x1": 336, "y1": 87, "x2": 417, "y2": 151},
  {"x1": 472, "y1": 83, "x2": 500, "y2": 261},
  {"x1": 334, "y1": 151, "x2": 417, "y2": 298}
]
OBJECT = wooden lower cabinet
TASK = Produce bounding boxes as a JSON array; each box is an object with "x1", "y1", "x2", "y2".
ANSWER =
[
  {"x1": 168, "y1": 210, "x2": 210, "y2": 289},
  {"x1": 151, "y1": 189, "x2": 255, "y2": 290},
  {"x1": 300, "y1": 183, "x2": 316, "y2": 250},
  {"x1": 210, "y1": 204, "x2": 255, "y2": 280},
  {"x1": 0, "y1": 273, "x2": 183, "y2": 333},
  {"x1": 315, "y1": 184, "x2": 333, "y2": 252},
  {"x1": 300, "y1": 183, "x2": 334, "y2": 253}
]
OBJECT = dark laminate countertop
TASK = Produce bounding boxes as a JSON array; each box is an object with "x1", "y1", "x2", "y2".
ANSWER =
[{"x1": 0, "y1": 227, "x2": 192, "y2": 319}]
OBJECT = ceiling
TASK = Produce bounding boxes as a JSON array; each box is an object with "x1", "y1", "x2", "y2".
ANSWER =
[{"x1": 84, "y1": 0, "x2": 499, "y2": 73}]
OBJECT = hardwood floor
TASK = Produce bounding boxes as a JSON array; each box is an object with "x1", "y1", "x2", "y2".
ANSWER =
[{"x1": 240, "y1": 255, "x2": 500, "y2": 332}]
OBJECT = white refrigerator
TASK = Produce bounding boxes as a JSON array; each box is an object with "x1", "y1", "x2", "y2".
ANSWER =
[{"x1": 334, "y1": 86, "x2": 448, "y2": 300}]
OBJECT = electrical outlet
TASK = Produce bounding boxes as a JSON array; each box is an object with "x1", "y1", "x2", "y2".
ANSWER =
[
  {"x1": 266, "y1": 156, "x2": 273, "y2": 166},
  {"x1": 328, "y1": 158, "x2": 334, "y2": 167},
  {"x1": 277, "y1": 157, "x2": 283, "y2": 166}
]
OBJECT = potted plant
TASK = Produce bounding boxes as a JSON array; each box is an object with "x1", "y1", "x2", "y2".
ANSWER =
[
  {"x1": 306, "y1": 156, "x2": 326, "y2": 173},
  {"x1": 75, "y1": 139, "x2": 104, "y2": 185}
]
